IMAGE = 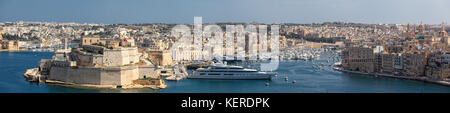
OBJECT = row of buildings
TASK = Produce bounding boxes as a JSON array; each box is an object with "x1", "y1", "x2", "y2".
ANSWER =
[
  {"x1": 341, "y1": 23, "x2": 450, "y2": 80},
  {"x1": 0, "y1": 32, "x2": 19, "y2": 50}
]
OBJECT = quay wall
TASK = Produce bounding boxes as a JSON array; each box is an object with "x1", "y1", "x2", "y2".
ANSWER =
[
  {"x1": 120, "y1": 66, "x2": 139, "y2": 85},
  {"x1": 138, "y1": 65, "x2": 159, "y2": 79},
  {"x1": 48, "y1": 66, "x2": 139, "y2": 86},
  {"x1": 334, "y1": 66, "x2": 450, "y2": 87},
  {"x1": 49, "y1": 67, "x2": 101, "y2": 85}
]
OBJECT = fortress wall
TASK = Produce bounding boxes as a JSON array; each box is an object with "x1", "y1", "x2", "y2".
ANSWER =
[
  {"x1": 92, "y1": 55, "x2": 103, "y2": 66},
  {"x1": 102, "y1": 47, "x2": 139, "y2": 67},
  {"x1": 99, "y1": 68, "x2": 122, "y2": 85},
  {"x1": 128, "y1": 48, "x2": 140, "y2": 64},
  {"x1": 49, "y1": 67, "x2": 101, "y2": 85},
  {"x1": 49, "y1": 66, "x2": 69, "y2": 82},
  {"x1": 99, "y1": 66, "x2": 139, "y2": 85},
  {"x1": 103, "y1": 49, "x2": 123, "y2": 66},
  {"x1": 47, "y1": 47, "x2": 142, "y2": 86},
  {"x1": 67, "y1": 67, "x2": 101, "y2": 84},
  {"x1": 79, "y1": 54, "x2": 94, "y2": 66},
  {"x1": 119, "y1": 47, "x2": 139, "y2": 65},
  {"x1": 71, "y1": 48, "x2": 104, "y2": 66},
  {"x1": 138, "y1": 66, "x2": 158, "y2": 78},
  {"x1": 82, "y1": 45, "x2": 104, "y2": 54},
  {"x1": 120, "y1": 49, "x2": 130, "y2": 65},
  {"x1": 120, "y1": 66, "x2": 139, "y2": 85},
  {"x1": 71, "y1": 49, "x2": 95, "y2": 66},
  {"x1": 49, "y1": 66, "x2": 140, "y2": 85}
]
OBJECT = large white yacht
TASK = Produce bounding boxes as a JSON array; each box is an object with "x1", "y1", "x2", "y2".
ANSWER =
[{"x1": 188, "y1": 62, "x2": 276, "y2": 80}]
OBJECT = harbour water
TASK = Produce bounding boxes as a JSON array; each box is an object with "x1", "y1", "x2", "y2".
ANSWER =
[{"x1": 2, "y1": 51, "x2": 450, "y2": 93}]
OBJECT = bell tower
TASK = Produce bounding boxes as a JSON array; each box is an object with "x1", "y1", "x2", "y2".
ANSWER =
[
  {"x1": 439, "y1": 22, "x2": 447, "y2": 37},
  {"x1": 418, "y1": 22, "x2": 425, "y2": 35}
]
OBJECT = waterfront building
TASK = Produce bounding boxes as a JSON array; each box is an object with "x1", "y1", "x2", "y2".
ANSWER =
[
  {"x1": 393, "y1": 53, "x2": 403, "y2": 74},
  {"x1": 1, "y1": 40, "x2": 19, "y2": 51},
  {"x1": 375, "y1": 53, "x2": 382, "y2": 73},
  {"x1": 381, "y1": 52, "x2": 395, "y2": 74},
  {"x1": 81, "y1": 36, "x2": 101, "y2": 46},
  {"x1": 342, "y1": 46, "x2": 376, "y2": 73},
  {"x1": 146, "y1": 49, "x2": 173, "y2": 66},
  {"x1": 426, "y1": 51, "x2": 450, "y2": 80},
  {"x1": 374, "y1": 46, "x2": 385, "y2": 73},
  {"x1": 402, "y1": 51, "x2": 428, "y2": 77}
]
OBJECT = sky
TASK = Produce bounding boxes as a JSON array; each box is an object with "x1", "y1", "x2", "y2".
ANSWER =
[{"x1": 0, "y1": 0, "x2": 449, "y2": 24}]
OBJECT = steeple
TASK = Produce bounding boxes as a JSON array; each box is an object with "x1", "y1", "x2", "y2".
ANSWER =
[
  {"x1": 373, "y1": 25, "x2": 377, "y2": 33},
  {"x1": 439, "y1": 22, "x2": 447, "y2": 37},
  {"x1": 407, "y1": 23, "x2": 411, "y2": 33},
  {"x1": 419, "y1": 21, "x2": 425, "y2": 35}
]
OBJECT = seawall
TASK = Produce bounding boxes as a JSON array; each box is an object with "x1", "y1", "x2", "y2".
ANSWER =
[
  {"x1": 334, "y1": 66, "x2": 450, "y2": 87},
  {"x1": 48, "y1": 65, "x2": 139, "y2": 86}
]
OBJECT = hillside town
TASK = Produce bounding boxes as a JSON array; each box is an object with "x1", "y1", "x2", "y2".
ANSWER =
[{"x1": 337, "y1": 22, "x2": 450, "y2": 85}]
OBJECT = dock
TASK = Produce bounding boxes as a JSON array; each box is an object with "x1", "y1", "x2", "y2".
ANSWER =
[
  {"x1": 24, "y1": 68, "x2": 45, "y2": 82},
  {"x1": 165, "y1": 64, "x2": 188, "y2": 81}
]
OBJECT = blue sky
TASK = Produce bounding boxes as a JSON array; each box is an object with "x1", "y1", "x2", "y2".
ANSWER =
[{"x1": 0, "y1": 0, "x2": 449, "y2": 24}]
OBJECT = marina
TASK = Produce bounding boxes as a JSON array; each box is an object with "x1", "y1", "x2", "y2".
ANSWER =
[{"x1": 279, "y1": 48, "x2": 328, "y2": 61}]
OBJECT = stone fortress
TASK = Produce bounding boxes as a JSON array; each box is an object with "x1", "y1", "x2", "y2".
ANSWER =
[{"x1": 35, "y1": 34, "x2": 165, "y2": 88}]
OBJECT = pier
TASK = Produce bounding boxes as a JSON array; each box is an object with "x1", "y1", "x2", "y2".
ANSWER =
[
  {"x1": 165, "y1": 64, "x2": 188, "y2": 81},
  {"x1": 24, "y1": 68, "x2": 44, "y2": 82}
]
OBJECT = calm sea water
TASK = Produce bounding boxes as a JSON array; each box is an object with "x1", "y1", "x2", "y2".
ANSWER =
[{"x1": 1, "y1": 51, "x2": 450, "y2": 93}]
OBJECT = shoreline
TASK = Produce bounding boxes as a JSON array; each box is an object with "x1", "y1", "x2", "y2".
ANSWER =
[
  {"x1": 44, "y1": 79, "x2": 167, "y2": 89},
  {"x1": 0, "y1": 49, "x2": 31, "y2": 52},
  {"x1": 333, "y1": 66, "x2": 450, "y2": 88}
]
